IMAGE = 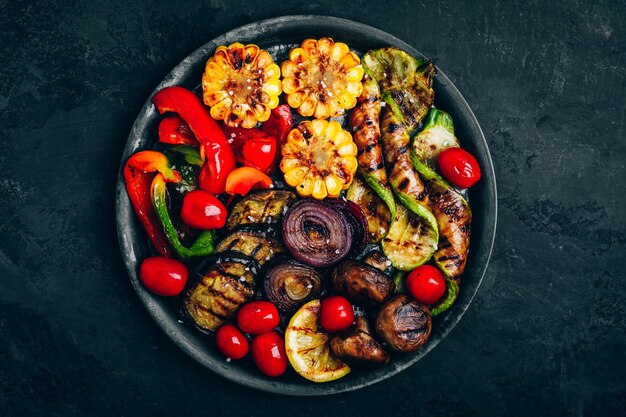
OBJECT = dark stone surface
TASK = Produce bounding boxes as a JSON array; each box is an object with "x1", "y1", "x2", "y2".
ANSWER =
[{"x1": 1, "y1": 0, "x2": 624, "y2": 415}]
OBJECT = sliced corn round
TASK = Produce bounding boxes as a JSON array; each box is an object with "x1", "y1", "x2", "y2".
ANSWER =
[
  {"x1": 281, "y1": 120, "x2": 358, "y2": 199},
  {"x1": 281, "y1": 37, "x2": 365, "y2": 119},
  {"x1": 202, "y1": 43, "x2": 282, "y2": 128}
]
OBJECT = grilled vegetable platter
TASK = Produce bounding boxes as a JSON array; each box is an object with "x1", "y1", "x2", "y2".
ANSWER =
[{"x1": 122, "y1": 37, "x2": 482, "y2": 384}]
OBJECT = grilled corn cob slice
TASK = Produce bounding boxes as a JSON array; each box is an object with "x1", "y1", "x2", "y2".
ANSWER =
[
  {"x1": 202, "y1": 42, "x2": 282, "y2": 128},
  {"x1": 281, "y1": 38, "x2": 364, "y2": 119},
  {"x1": 280, "y1": 120, "x2": 358, "y2": 199}
]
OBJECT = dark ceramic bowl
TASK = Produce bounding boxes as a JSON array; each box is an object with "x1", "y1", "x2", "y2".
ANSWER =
[{"x1": 115, "y1": 15, "x2": 497, "y2": 395}]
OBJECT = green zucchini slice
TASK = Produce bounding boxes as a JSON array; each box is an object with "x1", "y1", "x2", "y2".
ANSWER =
[{"x1": 381, "y1": 204, "x2": 438, "y2": 271}]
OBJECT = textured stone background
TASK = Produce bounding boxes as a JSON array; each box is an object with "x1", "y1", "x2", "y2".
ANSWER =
[{"x1": 1, "y1": 0, "x2": 625, "y2": 416}]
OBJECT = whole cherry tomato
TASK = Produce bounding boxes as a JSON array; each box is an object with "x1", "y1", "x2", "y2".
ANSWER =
[
  {"x1": 216, "y1": 324, "x2": 249, "y2": 359},
  {"x1": 406, "y1": 265, "x2": 446, "y2": 305},
  {"x1": 221, "y1": 125, "x2": 278, "y2": 174},
  {"x1": 437, "y1": 147, "x2": 481, "y2": 189},
  {"x1": 251, "y1": 331, "x2": 288, "y2": 377},
  {"x1": 180, "y1": 190, "x2": 227, "y2": 230},
  {"x1": 319, "y1": 296, "x2": 355, "y2": 333},
  {"x1": 237, "y1": 301, "x2": 280, "y2": 335},
  {"x1": 139, "y1": 256, "x2": 188, "y2": 296}
]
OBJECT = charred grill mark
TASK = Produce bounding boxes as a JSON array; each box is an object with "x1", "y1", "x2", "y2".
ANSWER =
[
  {"x1": 437, "y1": 254, "x2": 460, "y2": 262},
  {"x1": 386, "y1": 123, "x2": 400, "y2": 133},
  {"x1": 396, "y1": 145, "x2": 407, "y2": 155},
  {"x1": 398, "y1": 178, "x2": 410, "y2": 191}
]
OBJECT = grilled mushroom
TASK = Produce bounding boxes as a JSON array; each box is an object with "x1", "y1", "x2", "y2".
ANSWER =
[
  {"x1": 375, "y1": 295, "x2": 432, "y2": 352},
  {"x1": 330, "y1": 317, "x2": 390, "y2": 365},
  {"x1": 331, "y1": 259, "x2": 394, "y2": 306}
]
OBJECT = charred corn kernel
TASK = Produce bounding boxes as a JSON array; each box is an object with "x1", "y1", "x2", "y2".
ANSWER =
[
  {"x1": 281, "y1": 38, "x2": 364, "y2": 119},
  {"x1": 281, "y1": 120, "x2": 358, "y2": 199},
  {"x1": 202, "y1": 43, "x2": 282, "y2": 128}
]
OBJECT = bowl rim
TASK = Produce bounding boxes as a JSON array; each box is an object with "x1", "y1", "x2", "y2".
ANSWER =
[{"x1": 115, "y1": 14, "x2": 497, "y2": 396}]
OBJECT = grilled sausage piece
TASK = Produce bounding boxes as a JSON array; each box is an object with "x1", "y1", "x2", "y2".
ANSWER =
[
  {"x1": 330, "y1": 317, "x2": 390, "y2": 365},
  {"x1": 426, "y1": 178, "x2": 472, "y2": 278},
  {"x1": 349, "y1": 75, "x2": 387, "y2": 185},
  {"x1": 380, "y1": 108, "x2": 428, "y2": 207},
  {"x1": 375, "y1": 295, "x2": 432, "y2": 352}
]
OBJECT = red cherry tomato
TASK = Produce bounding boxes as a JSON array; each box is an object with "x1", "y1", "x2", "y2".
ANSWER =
[
  {"x1": 215, "y1": 324, "x2": 249, "y2": 359},
  {"x1": 437, "y1": 147, "x2": 481, "y2": 189},
  {"x1": 237, "y1": 301, "x2": 280, "y2": 335},
  {"x1": 319, "y1": 296, "x2": 355, "y2": 333},
  {"x1": 262, "y1": 104, "x2": 293, "y2": 147},
  {"x1": 180, "y1": 190, "x2": 227, "y2": 230},
  {"x1": 406, "y1": 265, "x2": 446, "y2": 305},
  {"x1": 251, "y1": 331, "x2": 288, "y2": 377},
  {"x1": 139, "y1": 256, "x2": 188, "y2": 296},
  {"x1": 221, "y1": 125, "x2": 278, "y2": 174}
]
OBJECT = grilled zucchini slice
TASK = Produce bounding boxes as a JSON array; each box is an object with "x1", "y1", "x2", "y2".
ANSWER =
[
  {"x1": 226, "y1": 189, "x2": 296, "y2": 230},
  {"x1": 381, "y1": 204, "x2": 438, "y2": 271},
  {"x1": 362, "y1": 47, "x2": 435, "y2": 132},
  {"x1": 215, "y1": 227, "x2": 284, "y2": 265},
  {"x1": 411, "y1": 108, "x2": 460, "y2": 181},
  {"x1": 184, "y1": 255, "x2": 257, "y2": 332}
]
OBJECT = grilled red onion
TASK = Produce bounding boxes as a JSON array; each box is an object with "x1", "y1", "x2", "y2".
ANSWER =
[
  {"x1": 263, "y1": 260, "x2": 324, "y2": 313},
  {"x1": 281, "y1": 199, "x2": 354, "y2": 267}
]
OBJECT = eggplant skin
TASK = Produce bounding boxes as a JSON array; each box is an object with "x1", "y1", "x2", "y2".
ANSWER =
[
  {"x1": 426, "y1": 178, "x2": 472, "y2": 278},
  {"x1": 226, "y1": 190, "x2": 296, "y2": 230},
  {"x1": 184, "y1": 260, "x2": 255, "y2": 332},
  {"x1": 375, "y1": 295, "x2": 432, "y2": 352},
  {"x1": 215, "y1": 227, "x2": 284, "y2": 266},
  {"x1": 332, "y1": 260, "x2": 395, "y2": 306},
  {"x1": 330, "y1": 317, "x2": 390, "y2": 365}
]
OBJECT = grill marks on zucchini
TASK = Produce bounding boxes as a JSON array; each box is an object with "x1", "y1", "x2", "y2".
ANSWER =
[
  {"x1": 184, "y1": 260, "x2": 256, "y2": 332},
  {"x1": 426, "y1": 178, "x2": 472, "y2": 277},
  {"x1": 226, "y1": 190, "x2": 296, "y2": 230},
  {"x1": 381, "y1": 204, "x2": 438, "y2": 271}
]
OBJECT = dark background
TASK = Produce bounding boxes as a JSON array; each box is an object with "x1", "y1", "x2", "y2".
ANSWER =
[{"x1": 2, "y1": 0, "x2": 625, "y2": 416}]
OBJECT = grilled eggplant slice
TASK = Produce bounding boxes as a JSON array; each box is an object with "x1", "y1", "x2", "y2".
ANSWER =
[
  {"x1": 381, "y1": 204, "x2": 438, "y2": 271},
  {"x1": 349, "y1": 76, "x2": 396, "y2": 221},
  {"x1": 215, "y1": 227, "x2": 284, "y2": 266},
  {"x1": 183, "y1": 255, "x2": 258, "y2": 332},
  {"x1": 426, "y1": 178, "x2": 472, "y2": 278},
  {"x1": 380, "y1": 108, "x2": 438, "y2": 234},
  {"x1": 346, "y1": 176, "x2": 391, "y2": 243},
  {"x1": 226, "y1": 189, "x2": 296, "y2": 230},
  {"x1": 411, "y1": 108, "x2": 460, "y2": 181}
]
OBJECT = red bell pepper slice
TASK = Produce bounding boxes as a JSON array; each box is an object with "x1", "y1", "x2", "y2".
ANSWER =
[
  {"x1": 221, "y1": 125, "x2": 277, "y2": 174},
  {"x1": 124, "y1": 151, "x2": 181, "y2": 256},
  {"x1": 152, "y1": 86, "x2": 235, "y2": 195},
  {"x1": 158, "y1": 115, "x2": 198, "y2": 146},
  {"x1": 262, "y1": 104, "x2": 293, "y2": 147},
  {"x1": 225, "y1": 167, "x2": 273, "y2": 196}
]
